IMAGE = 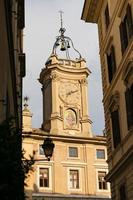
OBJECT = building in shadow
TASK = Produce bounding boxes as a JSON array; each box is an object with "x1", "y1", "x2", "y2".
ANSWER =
[
  {"x1": 0, "y1": 0, "x2": 25, "y2": 199},
  {"x1": 82, "y1": 0, "x2": 133, "y2": 199}
]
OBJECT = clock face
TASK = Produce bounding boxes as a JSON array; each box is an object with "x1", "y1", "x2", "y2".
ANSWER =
[{"x1": 59, "y1": 82, "x2": 80, "y2": 104}]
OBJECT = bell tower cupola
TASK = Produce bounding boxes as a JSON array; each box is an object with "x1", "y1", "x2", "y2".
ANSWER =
[{"x1": 39, "y1": 12, "x2": 92, "y2": 137}]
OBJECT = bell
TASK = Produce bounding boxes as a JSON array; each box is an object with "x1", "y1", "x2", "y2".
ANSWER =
[
  {"x1": 60, "y1": 41, "x2": 66, "y2": 51},
  {"x1": 67, "y1": 41, "x2": 70, "y2": 48}
]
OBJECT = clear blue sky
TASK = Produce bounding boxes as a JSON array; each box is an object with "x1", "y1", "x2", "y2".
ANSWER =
[{"x1": 23, "y1": 0, "x2": 105, "y2": 135}]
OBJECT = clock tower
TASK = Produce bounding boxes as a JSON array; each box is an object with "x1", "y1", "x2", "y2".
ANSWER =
[
  {"x1": 23, "y1": 12, "x2": 110, "y2": 200},
  {"x1": 39, "y1": 14, "x2": 92, "y2": 137}
]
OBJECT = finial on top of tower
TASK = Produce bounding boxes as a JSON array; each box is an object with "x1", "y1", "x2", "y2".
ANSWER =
[
  {"x1": 59, "y1": 10, "x2": 63, "y2": 29},
  {"x1": 59, "y1": 10, "x2": 66, "y2": 36},
  {"x1": 24, "y1": 96, "x2": 29, "y2": 110},
  {"x1": 51, "y1": 11, "x2": 82, "y2": 60}
]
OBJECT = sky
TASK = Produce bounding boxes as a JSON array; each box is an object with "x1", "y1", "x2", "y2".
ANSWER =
[{"x1": 23, "y1": 0, "x2": 105, "y2": 135}]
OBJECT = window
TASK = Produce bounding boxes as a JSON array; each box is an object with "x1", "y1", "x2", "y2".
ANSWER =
[
  {"x1": 105, "y1": 4, "x2": 110, "y2": 29},
  {"x1": 69, "y1": 170, "x2": 79, "y2": 189},
  {"x1": 39, "y1": 144, "x2": 44, "y2": 155},
  {"x1": 107, "y1": 45, "x2": 116, "y2": 83},
  {"x1": 119, "y1": 4, "x2": 133, "y2": 54},
  {"x1": 111, "y1": 109, "x2": 121, "y2": 148},
  {"x1": 39, "y1": 168, "x2": 49, "y2": 187},
  {"x1": 98, "y1": 171, "x2": 107, "y2": 190},
  {"x1": 119, "y1": 183, "x2": 127, "y2": 200},
  {"x1": 69, "y1": 147, "x2": 78, "y2": 157},
  {"x1": 125, "y1": 84, "x2": 133, "y2": 130},
  {"x1": 96, "y1": 149, "x2": 105, "y2": 159}
]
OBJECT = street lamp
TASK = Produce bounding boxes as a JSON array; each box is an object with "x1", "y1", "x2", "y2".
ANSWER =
[{"x1": 42, "y1": 137, "x2": 55, "y2": 161}]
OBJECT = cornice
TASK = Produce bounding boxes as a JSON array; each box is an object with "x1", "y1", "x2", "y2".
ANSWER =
[
  {"x1": 81, "y1": 0, "x2": 103, "y2": 23},
  {"x1": 39, "y1": 64, "x2": 91, "y2": 84},
  {"x1": 48, "y1": 64, "x2": 91, "y2": 75},
  {"x1": 32, "y1": 192, "x2": 111, "y2": 199},
  {"x1": 23, "y1": 130, "x2": 107, "y2": 145}
]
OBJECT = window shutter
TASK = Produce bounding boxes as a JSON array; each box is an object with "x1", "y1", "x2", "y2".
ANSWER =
[
  {"x1": 111, "y1": 46, "x2": 116, "y2": 75},
  {"x1": 107, "y1": 46, "x2": 116, "y2": 83},
  {"x1": 119, "y1": 22, "x2": 126, "y2": 54},
  {"x1": 105, "y1": 4, "x2": 110, "y2": 29},
  {"x1": 111, "y1": 110, "x2": 121, "y2": 148},
  {"x1": 127, "y1": 4, "x2": 133, "y2": 39},
  {"x1": 125, "y1": 86, "x2": 133, "y2": 129},
  {"x1": 107, "y1": 54, "x2": 113, "y2": 83},
  {"x1": 120, "y1": 184, "x2": 127, "y2": 200}
]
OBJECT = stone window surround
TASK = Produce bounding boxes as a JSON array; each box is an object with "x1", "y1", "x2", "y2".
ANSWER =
[
  {"x1": 108, "y1": 91, "x2": 120, "y2": 113},
  {"x1": 68, "y1": 146, "x2": 79, "y2": 159},
  {"x1": 67, "y1": 167, "x2": 82, "y2": 192},
  {"x1": 37, "y1": 165, "x2": 52, "y2": 190},
  {"x1": 107, "y1": 91, "x2": 121, "y2": 149},
  {"x1": 96, "y1": 148, "x2": 106, "y2": 160},
  {"x1": 122, "y1": 60, "x2": 133, "y2": 88},
  {"x1": 119, "y1": 3, "x2": 133, "y2": 55},
  {"x1": 96, "y1": 168, "x2": 109, "y2": 192}
]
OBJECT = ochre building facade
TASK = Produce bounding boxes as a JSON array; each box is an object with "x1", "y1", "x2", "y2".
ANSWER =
[{"x1": 82, "y1": 0, "x2": 133, "y2": 200}]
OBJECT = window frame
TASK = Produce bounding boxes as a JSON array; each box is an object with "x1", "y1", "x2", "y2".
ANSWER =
[
  {"x1": 96, "y1": 170, "x2": 108, "y2": 191},
  {"x1": 111, "y1": 109, "x2": 121, "y2": 148},
  {"x1": 39, "y1": 167, "x2": 49, "y2": 188},
  {"x1": 68, "y1": 146, "x2": 78, "y2": 158},
  {"x1": 37, "y1": 166, "x2": 52, "y2": 190},
  {"x1": 38, "y1": 144, "x2": 45, "y2": 156},
  {"x1": 69, "y1": 169, "x2": 79, "y2": 189},
  {"x1": 119, "y1": 4, "x2": 133, "y2": 54},
  {"x1": 106, "y1": 45, "x2": 116, "y2": 83},
  {"x1": 67, "y1": 167, "x2": 81, "y2": 191},
  {"x1": 96, "y1": 149, "x2": 106, "y2": 160},
  {"x1": 98, "y1": 171, "x2": 108, "y2": 190},
  {"x1": 108, "y1": 92, "x2": 121, "y2": 149}
]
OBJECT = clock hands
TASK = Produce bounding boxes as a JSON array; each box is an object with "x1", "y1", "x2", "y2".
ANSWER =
[{"x1": 66, "y1": 89, "x2": 78, "y2": 96}]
